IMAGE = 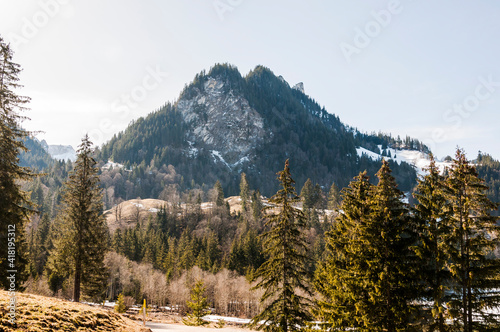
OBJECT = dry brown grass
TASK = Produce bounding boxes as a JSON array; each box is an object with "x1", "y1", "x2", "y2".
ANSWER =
[{"x1": 0, "y1": 290, "x2": 150, "y2": 332}]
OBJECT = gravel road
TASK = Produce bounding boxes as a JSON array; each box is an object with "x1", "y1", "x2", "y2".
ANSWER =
[{"x1": 145, "y1": 322, "x2": 250, "y2": 332}]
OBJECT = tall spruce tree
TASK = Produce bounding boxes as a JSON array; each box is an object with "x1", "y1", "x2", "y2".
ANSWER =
[
  {"x1": 315, "y1": 171, "x2": 373, "y2": 330},
  {"x1": 250, "y1": 160, "x2": 313, "y2": 332},
  {"x1": 214, "y1": 180, "x2": 224, "y2": 207},
  {"x1": 327, "y1": 182, "x2": 341, "y2": 210},
  {"x1": 240, "y1": 172, "x2": 250, "y2": 212},
  {"x1": 252, "y1": 190, "x2": 264, "y2": 222},
  {"x1": 28, "y1": 212, "x2": 51, "y2": 277},
  {"x1": 312, "y1": 183, "x2": 324, "y2": 209},
  {"x1": 184, "y1": 280, "x2": 209, "y2": 326},
  {"x1": 444, "y1": 149, "x2": 500, "y2": 331},
  {"x1": 300, "y1": 178, "x2": 314, "y2": 210},
  {"x1": 316, "y1": 161, "x2": 419, "y2": 331},
  {"x1": 412, "y1": 154, "x2": 452, "y2": 331},
  {"x1": 0, "y1": 35, "x2": 34, "y2": 290},
  {"x1": 363, "y1": 160, "x2": 418, "y2": 331},
  {"x1": 47, "y1": 135, "x2": 109, "y2": 302}
]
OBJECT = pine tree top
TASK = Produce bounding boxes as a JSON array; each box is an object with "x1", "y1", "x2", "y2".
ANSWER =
[{"x1": 269, "y1": 159, "x2": 300, "y2": 206}]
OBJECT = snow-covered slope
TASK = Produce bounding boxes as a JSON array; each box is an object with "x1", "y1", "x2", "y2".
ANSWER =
[
  {"x1": 356, "y1": 146, "x2": 452, "y2": 176},
  {"x1": 356, "y1": 147, "x2": 381, "y2": 162}
]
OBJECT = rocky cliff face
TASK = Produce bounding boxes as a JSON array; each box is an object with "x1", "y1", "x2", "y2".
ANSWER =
[
  {"x1": 41, "y1": 140, "x2": 77, "y2": 162},
  {"x1": 177, "y1": 77, "x2": 265, "y2": 168}
]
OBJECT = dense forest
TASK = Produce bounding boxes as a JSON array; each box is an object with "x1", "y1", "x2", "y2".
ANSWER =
[{"x1": 21, "y1": 145, "x2": 500, "y2": 330}]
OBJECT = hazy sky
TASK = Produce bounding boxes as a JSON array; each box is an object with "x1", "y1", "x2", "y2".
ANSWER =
[{"x1": 1, "y1": 0, "x2": 499, "y2": 160}]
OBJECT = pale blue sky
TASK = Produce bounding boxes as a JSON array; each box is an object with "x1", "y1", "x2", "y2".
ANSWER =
[{"x1": 1, "y1": 0, "x2": 499, "y2": 160}]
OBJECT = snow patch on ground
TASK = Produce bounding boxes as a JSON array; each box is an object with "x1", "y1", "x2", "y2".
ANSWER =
[
  {"x1": 201, "y1": 202, "x2": 215, "y2": 210},
  {"x1": 203, "y1": 315, "x2": 251, "y2": 325},
  {"x1": 189, "y1": 147, "x2": 199, "y2": 157},
  {"x1": 102, "y1": 161, "x2": 124, "y2": 170},
  {"x1": 211, "y1": 150, "x2": 231, "y2": 169},
  {"x1": 232, "y1": 156, "x2": 249, "y2": 168},
  {"x1": 186, "y1": 140, "x2": 199, "y2": 158},
  {"x1": 130, "y1": 202, "x2": 160, "y2": 214},
  {"x1": 356, "y1": 147, "x2": 452, "y2": 176},
  {"x1": 356, "y1": 147, "x2": 381, "y2": 161}
]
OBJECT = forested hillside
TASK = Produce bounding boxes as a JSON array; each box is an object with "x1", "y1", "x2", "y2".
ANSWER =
[
  {"x1": 477, "y1": 152, "x2": 500, "y2": 214},
  {"x1": 97, "y1": 64, "x2": 420, "y2": 200},
  {"x1": 18, "y1": 136, "x2": 54, "y2": 171}
]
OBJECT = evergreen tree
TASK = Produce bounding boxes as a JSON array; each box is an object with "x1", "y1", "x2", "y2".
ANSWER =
[
  {"x1": 0, "y1": 35, "x2": 35, "y2": 290},
  {"x1": 206, "y1": 231, "x2": 221, "y2": 272},
  {"x1": 327, "y1": 182, "x2": 341, "y2": 210},
  {"x1": 240, "y1": 172, "x2": 250, "y2": 211},
  {"x1": 227, "y1": 229, "x2": 264, "y2": 275},
  {"x1": 412, "y1": 154, "x2": 452, "y2": 331},
  {"x1": 47, "y1": 135, "x2": 109, "y2": 302},
  {"x1": 184, "y1": 280, "x2": 209, "y2": 326},
  {"x1": 113, "y1": 228, "x2": 124, "y2": 255},
  {"x1": 315, "y1": 171, "x2": 373, "y2": 330},
  {"x1": 316, "y1": 161, "x2": 419, "y2": 331},
  {"x1": 178, "y1": 228, "x2": 196, "y2": 270},
  {"x1": 214, "y1": 180, "x2": 224, "y2": 207},
  {"x1": 362, "y1": 160, "x2": 418, "y2": 330},
  {"x1": 228, "y1": 236, "x2": 245, "y2": 274},
  {"x1": 195, "y1": 247, "x2": 210, "y2": 271},
  {"x1": 250, "y1": 160, "x2": 313, "y2": 332},
  {"x1": 312, "y1": 183, "x2": 324, "y2": 209},
  {"x1": 164, "y1": 236, "x2": 178, "y2": 280},
  {"x1": 242, "y1": 229, "x2": 264, "y2": 273},
  {"x1": 444, "y1": 149, "x2": 500, "y2": 331},
  {"x1": 115, "y1": 293, "x2": 127, "y2": 313},
  {"x1": 27, "y1": 226, "x2": 36, "y2": 277},
  {"x1": 300, "y1": 178, "x2": 314, "y2": 209},
  {"x1": 29, "y1": 212, "x2": 51, "y2": 277},
  {"x1": 252, "y1": 190, "x2": 264, "y2": 222}
]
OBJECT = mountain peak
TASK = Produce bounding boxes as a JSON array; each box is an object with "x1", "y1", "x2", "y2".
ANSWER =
[
  {"x1": 292, "y1": 82, "x2": 305, "y2": 94},
  {"x1": 101, "y1": 63, "x2": 421, "y2": 196},
  {"x1": 207, "y1": 63, "x2": 241, "y2": 79},
  {"x1": 40, "y1": 139, "x2": 76, "y2": 162}
]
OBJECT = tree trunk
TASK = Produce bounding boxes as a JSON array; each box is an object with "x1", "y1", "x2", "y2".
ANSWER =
[
  {"x1": 74, "y1": 259, "x2": 81, "y2": 302},
  {"x1": 459, "y1": 203, "x2": 467, "y2": 332},
  {"x1": 466, "y1": 237, "x2": 472, "y2": 332}
]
